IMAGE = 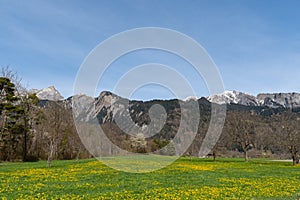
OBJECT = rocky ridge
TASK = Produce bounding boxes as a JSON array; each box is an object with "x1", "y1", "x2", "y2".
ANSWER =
[
  {"x1": 35, "y1": 86, "x2": 300, "y2": 110},
  {"x1": 207, "y1": 90, "x2": 300, "y2": 109}
]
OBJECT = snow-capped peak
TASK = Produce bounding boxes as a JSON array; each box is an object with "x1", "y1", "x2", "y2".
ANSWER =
[
  {"x1": 206, "y1": 90, "x2": 259, "y2": 106},
  {"x1": 183, "y1": 96, "x2": 198, "y2": 102},
  {"x1": 36, "y1": 86, "x2": 64, "y2": 101}
]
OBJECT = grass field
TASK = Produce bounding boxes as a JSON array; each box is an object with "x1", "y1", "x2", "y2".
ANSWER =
[{"x1": 0, "y1": 157, "x2": 299, "y2": 199}]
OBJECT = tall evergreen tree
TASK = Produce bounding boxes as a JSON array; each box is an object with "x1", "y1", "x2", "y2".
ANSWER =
[
  {"x1": 0, "y1": 77, "x2": 24, "y2": 161},
  {"x1": 19, "y1": 93, "x2": 39, "y2": 161}
]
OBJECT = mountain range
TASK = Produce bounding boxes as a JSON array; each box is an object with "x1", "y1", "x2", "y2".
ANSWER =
[
  {"x1": 36, "y1": 86, "x2": 300, "y2": 109},
  {"x1": 33, "y1": 86, "x2": 300, "y2": 157}
]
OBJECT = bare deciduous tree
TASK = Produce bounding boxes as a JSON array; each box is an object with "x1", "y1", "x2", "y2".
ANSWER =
[
  {"x1": 272, "y1": 111, "x2": 300, "y2": 166},
  {"x1": 226, "y1": 111, "x2": 257, "y2": 162}
]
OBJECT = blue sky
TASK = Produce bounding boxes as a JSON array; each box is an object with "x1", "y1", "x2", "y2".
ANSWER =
[{"x1": 0, "y1": 0, "x2": 300, "y2": 100}]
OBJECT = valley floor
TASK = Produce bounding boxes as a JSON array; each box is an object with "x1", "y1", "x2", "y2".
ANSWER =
[{"x1": 0, "y1": 157, "x2": 299, "y2": 199}]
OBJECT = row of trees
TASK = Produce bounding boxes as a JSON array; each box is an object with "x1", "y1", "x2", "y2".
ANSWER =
[
  {"x1": 0, "y1": 69, "x2": 39, "y2": 162},
  {"x1": 209, "y1": 110, "x2": 300, "y2": 165},
  {"x1": 0, "y1": 67, "x2": 87, "y2": 164}
]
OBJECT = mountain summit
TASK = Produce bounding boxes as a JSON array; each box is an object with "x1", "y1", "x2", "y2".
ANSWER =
[
  {"x1": 207, "y1": 91, "x2": 259, "y2": 106},
  {"x1": 36, "y1": 86, "x2": 64, "y2": 101}
]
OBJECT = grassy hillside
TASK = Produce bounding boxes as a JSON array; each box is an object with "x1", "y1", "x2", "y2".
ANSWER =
[{"x1": 0, "y1": 157, "x2": 299, "y2": 199}]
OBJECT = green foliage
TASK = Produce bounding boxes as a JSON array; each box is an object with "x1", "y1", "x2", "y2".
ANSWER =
[
  {"x1": 0, "y1": 77, "x2": 24, "y2": 161},
  {"x1": 0, "y1": 74, "x2": 42, "y2": 162},
  {"x1": 153, "y1": 138, "x2": 169, "y2": 148}
]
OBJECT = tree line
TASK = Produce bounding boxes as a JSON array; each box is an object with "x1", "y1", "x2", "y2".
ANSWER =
[
  {"x1": 188, "y1": 108, "x2": 300, "y2": 166},
  {"x1": 0, "y1": 67, "x2": 87, "y2": 165}
]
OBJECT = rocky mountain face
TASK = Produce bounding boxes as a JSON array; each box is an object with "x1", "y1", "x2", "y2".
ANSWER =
[
  {"x1": 69, "y1": 91, "x2": 203, "y2": 155},
  {"x1": 73, "y1": 91, "x2": 187, "y2": 136},
  {"x1": 257, "y1": 93, "x2": 300, "y2": 109},
  {"x1": 207, "y1": 90, "x2": 300, "y2": 109},
  {"x1": 35, "y1": 86, "x2": 64, "y2": 101}
]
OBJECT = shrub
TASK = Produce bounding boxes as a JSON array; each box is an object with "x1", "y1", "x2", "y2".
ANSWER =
[{"x1": 24, "y1": 155, "x2": 39, "y2": 162}]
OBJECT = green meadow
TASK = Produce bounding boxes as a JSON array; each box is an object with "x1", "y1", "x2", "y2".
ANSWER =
[{"x1": 0, "y1": 157, "x2": 299, "y2": 199}]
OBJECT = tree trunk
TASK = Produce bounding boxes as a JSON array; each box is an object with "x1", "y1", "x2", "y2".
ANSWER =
[
  {"x1": 76, "y1": 148, "x2": 80, "y2": 163},
  {"x1": 244, "y1": 150, "x2": 249, "y2": 162},
  {"x1": 7, "y1": 132, "x2": 13, "y2": 162},
  {"x1": 22, "y1": 117, "x2": 28, "y2": 162},
  {"x1": 22, "y1": 129, "x2": 27, "y2": 162},
  {"x1": 47, "y1": 140, "x2": 54, "y2": 167},
  {"x1": 292, "y1": 154, "x2": 299, "y2": 166},
  {"x1": 213, "y1": 149, "x2": 217, "y2": 162}
]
